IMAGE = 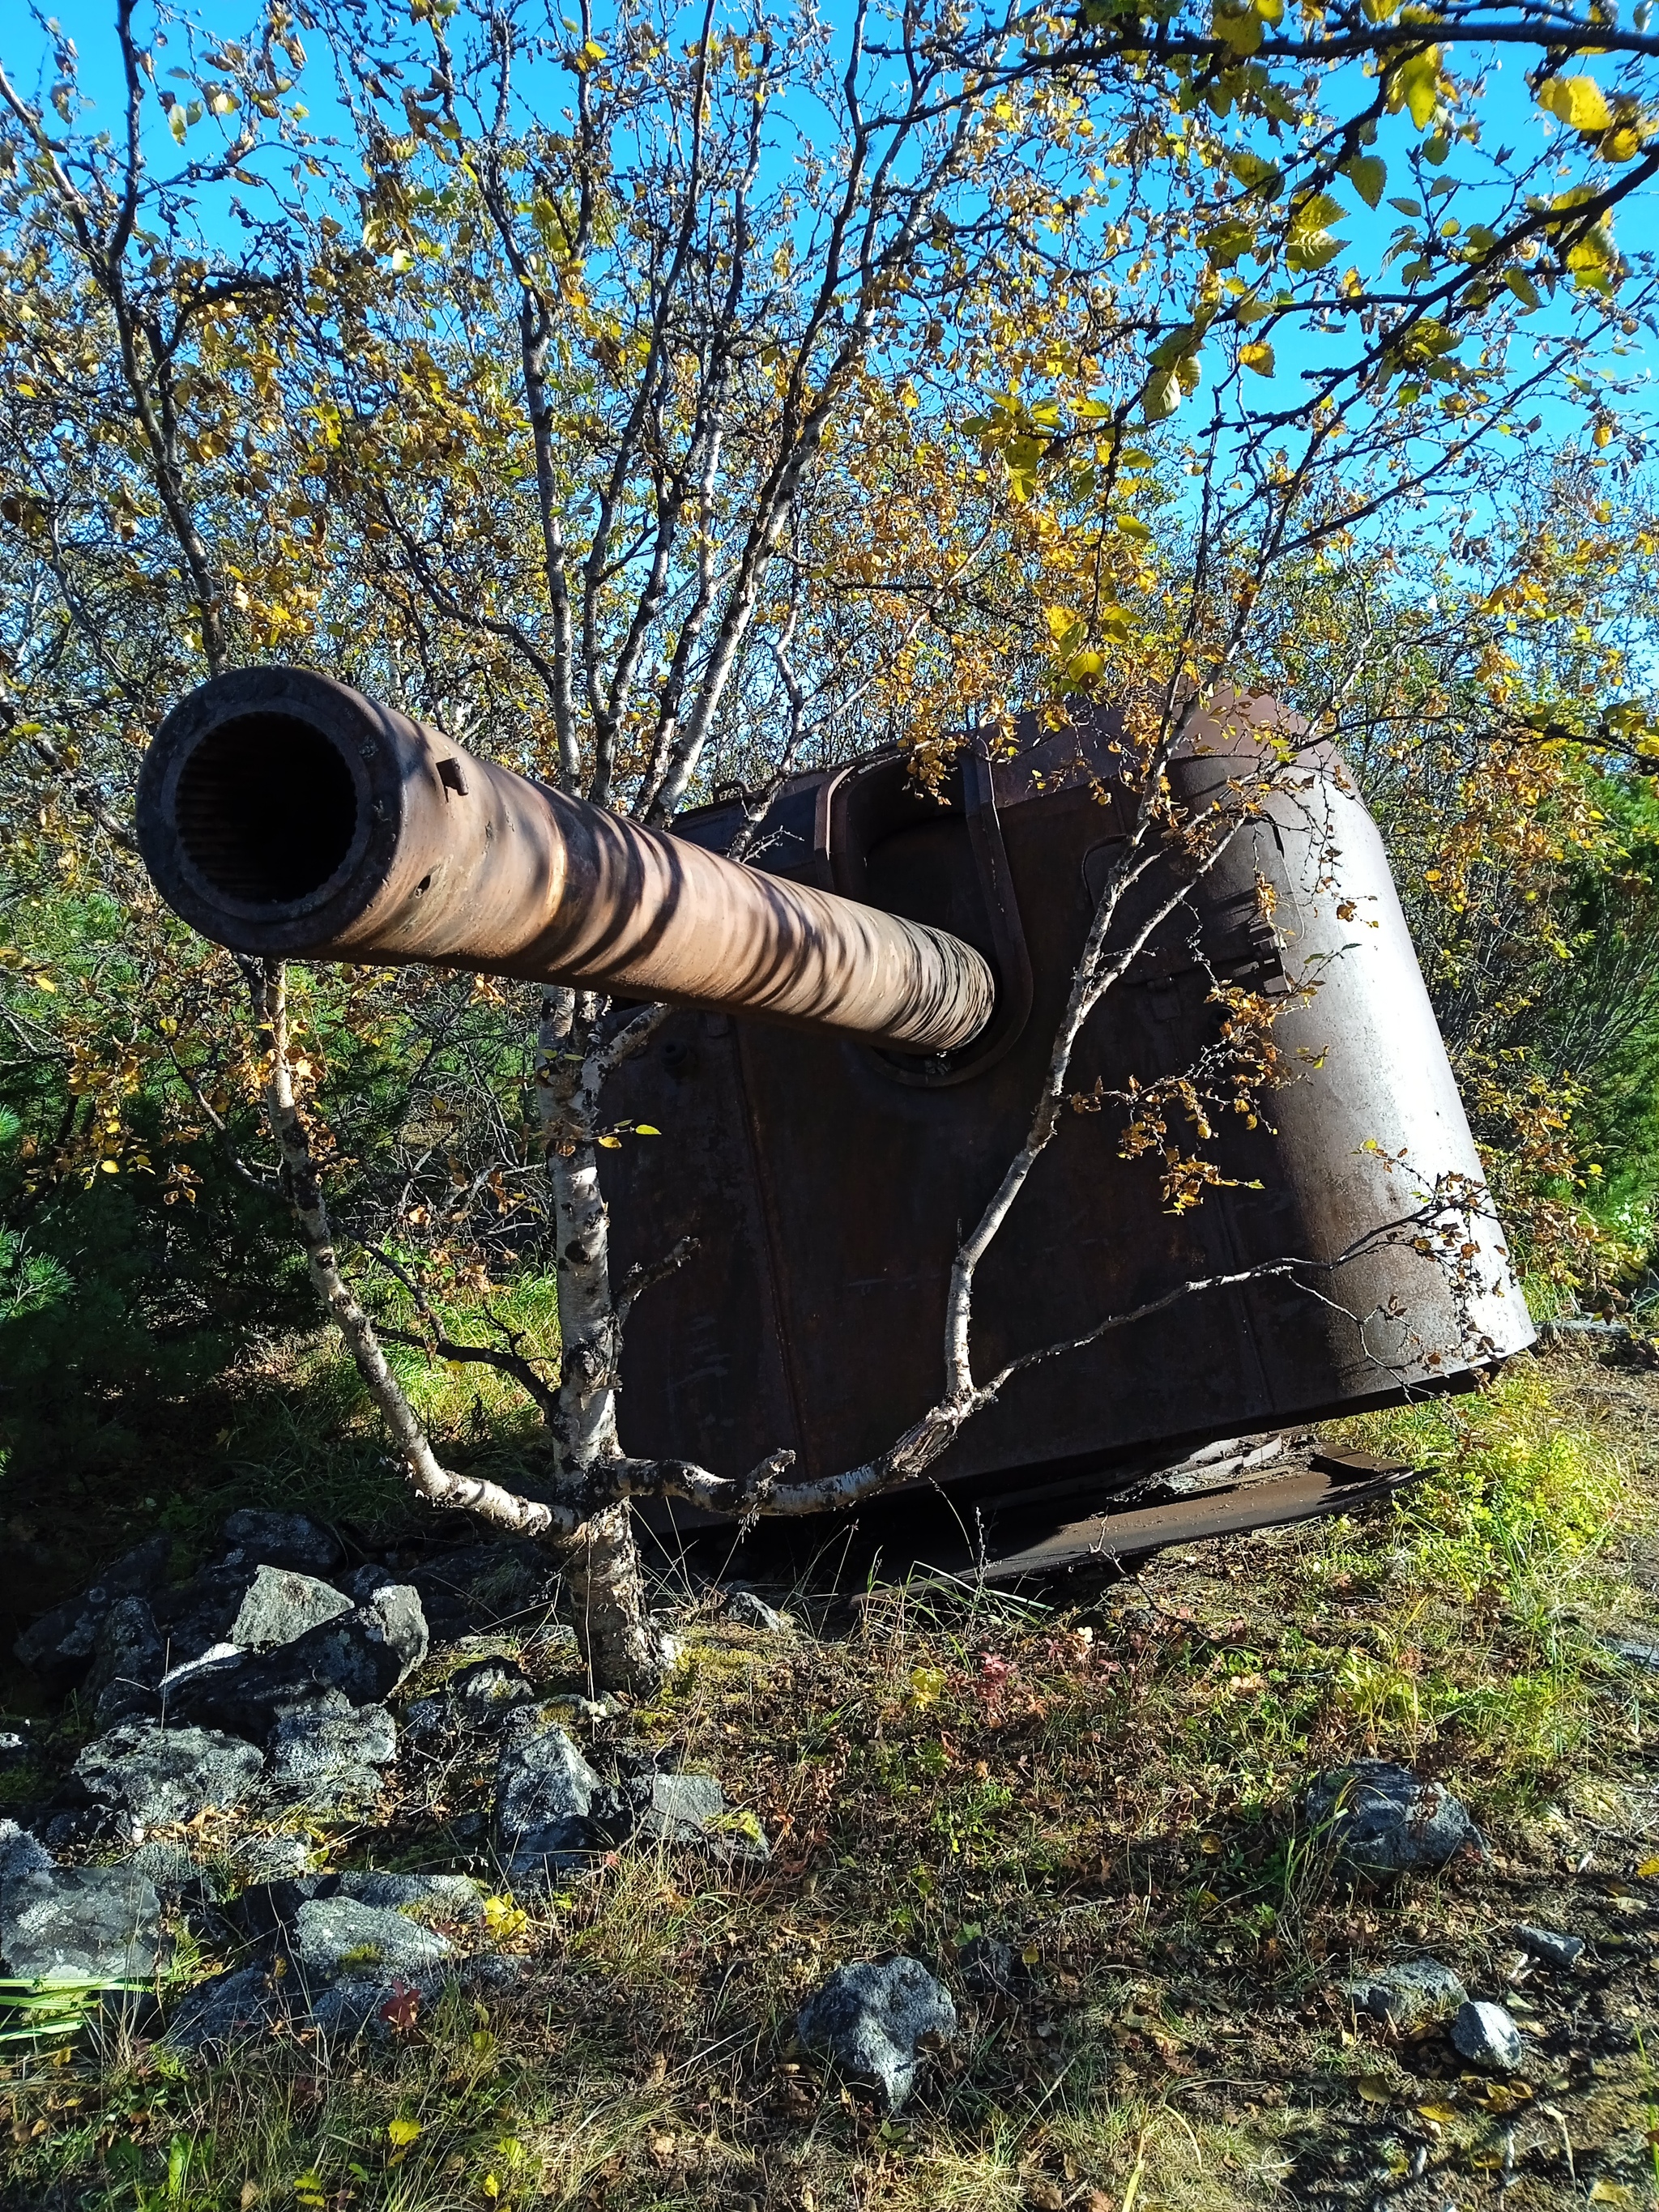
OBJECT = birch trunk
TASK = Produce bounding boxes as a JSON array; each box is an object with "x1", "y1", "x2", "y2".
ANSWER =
[{"x1": 536, "y1": 986, "x2": 677, "y2": 1694}]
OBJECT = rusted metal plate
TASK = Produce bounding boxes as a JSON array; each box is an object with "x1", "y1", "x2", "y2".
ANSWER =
[
  {"x1": 930, "y1": 1453, "x2": 1426, "y2": 1585},
  {"x1": 613, "y1": 712, "x2": 1532, "y2": 1512},
  {"x1": 136, "y1": 667, "x2": 995, "y2": 1053}
]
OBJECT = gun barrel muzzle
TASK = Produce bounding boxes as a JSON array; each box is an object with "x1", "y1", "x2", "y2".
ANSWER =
[{"x1": 135, "y1": 667, "x2": 996, "y2": 1055}]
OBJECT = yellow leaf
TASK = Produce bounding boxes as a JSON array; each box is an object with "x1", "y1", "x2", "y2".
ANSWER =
[
  {"x1": 1415, "y1": 2103, "x2": 1459, "y2": 2126},
  {"x1": 386, "y1": 2118, "x2": 421, "y2": 2148},
  {"x1": 634, "y1": 1123, "x2": 661, "y2": 1136},
  {"x1": 1589, "y1": 2183, "x2": 1635, "y2": 2207},
  {"x1": 596, "y1": 1133, "x2": 622, "y2": 1148},
  {"x1": 1504, "y1": 268, "x2": 1541, "y2": 310},
  {"x1": 1239, "y1": 341, "x2": 1276, "y2": 377},
  {"x1": 483, "y1": 2179, "x2": 500, "y2": 2201},
  {"x1": 168, "y1": 103, "x2": 188, "y2": 144},
  {"x1": 1342, "y1": 153, "x2": 1387, "y2": 209},
  {"x1": 100, "y1": 1159, "x2": 119, "y2": 1174},
  {"x1": 1043, "y1": 603, "x2": 1077, "y2": 642},
  {"x1": 1606, "y1": 125, "x2": 1641, "y2": 161},
  {"x1": 1390, "y1": 49, "x2": 1440, "y2": 130},
  {"x1": 34, "y1": 974, "x2": 56, "y2": 992},
  {"x1": 1355, "y1": 2074, "x2": 1392, "y2": 2104},
  {"x1": 1636, "y1": 1853, "x2": 1659, "y2": 1877},
  {"x1": 1541, "y1": 76, "x2": 1611, "y2": 134}
]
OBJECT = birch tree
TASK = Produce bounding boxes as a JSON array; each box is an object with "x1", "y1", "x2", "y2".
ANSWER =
[{"x1": 3, "y1": 0, "x2": 1656, "y2": 1689}]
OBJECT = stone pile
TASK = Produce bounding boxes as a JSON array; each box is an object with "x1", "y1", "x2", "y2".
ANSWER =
[{"x1": 2, "y1": 1515, "x2": 770, "y2": 2050}]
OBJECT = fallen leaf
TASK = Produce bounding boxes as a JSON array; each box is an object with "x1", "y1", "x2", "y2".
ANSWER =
[
  {"x1": 1636, "y1": 1854, "x2": 1659, "y2": 1878},
  {"x1": 1355, "y1": 2074, "x2": 1392, "y2": 2104},
  {"x1": 386, "y1": 2118, "x2": 421, "y2": 2149}
]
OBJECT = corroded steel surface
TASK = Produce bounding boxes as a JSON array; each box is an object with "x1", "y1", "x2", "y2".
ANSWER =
[
  {"x1": 136, "y1": 667, "x2": 995, "y2": 1055},
  {"x1": 605, "y1": 705, "x2": 1533, "y2": 1512}
]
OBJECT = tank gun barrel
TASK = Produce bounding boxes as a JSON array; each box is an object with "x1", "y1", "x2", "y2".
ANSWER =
[{"x1": 135, "y1": 668, "x2": 996, "y2": 1055}]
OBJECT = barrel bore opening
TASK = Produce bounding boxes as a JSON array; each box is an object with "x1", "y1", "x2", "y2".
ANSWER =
[{"x1": 173, "y1": 714, "x2": 360, "y2": 906}]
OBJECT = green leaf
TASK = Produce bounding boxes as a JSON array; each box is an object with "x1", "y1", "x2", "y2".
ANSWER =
[
  {"x1": 1342, "y1": 154, "x2": 1387, "y2": 210},
  {"x1": 1503, "y1": 268, "x2": 1548, "y2": 312},
  {"x1": 1388, "y1": 197, "x2": 1422, "y2": 216}
]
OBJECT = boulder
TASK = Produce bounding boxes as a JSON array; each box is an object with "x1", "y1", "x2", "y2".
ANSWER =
[
  {"x1": 165, "y1": 1962, "x2": 287, "y2": 2050},
  {"x1": 1451, "y1": 1999, "x2": 1525, "y2": 2072},
  {"x1": 406, "y1": 1658, "x2": 538, "y2": 1746},
  {"x1": 494, "y1": 1724, "x2": 626, "y2": 1874},
  {"x1": 220, "y1": 1510, "x2": 343, "y2": 1576},
  {"x1": 229, "y1": 1566, "x2": 353, "y2": 1651},
  {"x1": 622, "y1": 1767, "x2": 768, "y2": 1860},
  {"x1": 796, "y1": 1956, "x2": 958, "y2": 2111},
  {"x1": 13, "y1": 1536, "x2": 173, "y2": 1686},
  {"x1": 290, "y1": 1895, "x2": 451, "y2": 1987},
  {"x1": 0, "y1": 1860, "x2": 161, "y2": 1983},
  {"x1": 151, "y1": 1566, "x2": 261, "y2": 1667},
  {"x1": 267, "y1": 1692, "x2": 397, "y2": 1809},
  {"x1": 0, "y1": 1819, "x2": 53, "y2": 1884},
  {"x1": 168, "y1": 1585, "x2": 428, "y2": 1737},
  {"x1": 70, "y1": 1721, "x2": 264, "y2": 1829},
  {"x1": 725, "y1": 1588, "x2": 794, "y2": 1634},
  {"x1": 335, "y1": 1871, "x2": 485, "y2": 1923},
  {"x1": 86, "y1": 1596, "x2": 168, "y2": 1727},
  {"x1": 1342, "y1": 1958, "x2": 1467, "y2": 2031},
  {"x1": 1512, "y1": 1923, "x2": 1584, "y2": 1970},
  {"x1": 0, "y1": 1722, "x2": 33, "y2": 1771},
  {"x1": 1304, "y1": 1762, "x2": 1482, "y2": 1876}
]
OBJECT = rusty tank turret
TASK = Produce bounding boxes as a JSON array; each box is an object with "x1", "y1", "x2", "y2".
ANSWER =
[{"x1": 136, "y1": 667, "x2": 1534, "y2": 1567}]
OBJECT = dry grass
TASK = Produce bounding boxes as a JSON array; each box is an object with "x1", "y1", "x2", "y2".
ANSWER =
[{"x1": 3, "y1": 1344, "x2": 1658, "y2": 2210}]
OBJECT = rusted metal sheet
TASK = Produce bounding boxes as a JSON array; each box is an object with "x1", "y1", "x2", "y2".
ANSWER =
[
  {"x1": 919, "y1": 1447, "x2": 1424, "y2": 1586},
  {"x1": 135, "y1": 667, "x2": 994, "y2": 1055},
  {"x1": 606, "y1": 709, "x2": 1533, "y2": 1514}
]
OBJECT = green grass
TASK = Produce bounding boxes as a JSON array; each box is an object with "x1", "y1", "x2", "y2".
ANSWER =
[{"x1": 3, "y1": 1347, "x2": 1657, "y2": 2210}]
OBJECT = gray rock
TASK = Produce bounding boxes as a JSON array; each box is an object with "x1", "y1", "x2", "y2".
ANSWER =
[
  {"x1": 165, "y1": 1963, "x2": 287, "y2": 2050},
  {"x1": 629, "y1": 1770, "x2": 725, "y2": 1841},
  {"x1": 1343, "y1": 1958, "x2": 1467, "y2": 2031},
  {"x1": 13, "y1": 1538, "x2": 173, "y2": 1685},
  {"x1": 725, "y1": 1588, "x2": 793, "y2": 1634},
  {"x1": 0, "y1": 1819, "x2": 53, "y2": 1885},
  {"x1": 157, "y1": 1643, "x2": 243, "y2": 1699},
  {"x1": 343, "y1": 1563, "x2": 394, "y2": 1602},
  {"x1": 494, "y1": 1724, "x2": 625, "y2": 1873},
  {"x1": 290, "y1": 1895, "x2": 451, "y2": 1987},
  {"x1": 1451, "y1": 1999, "x2": 1525, "y2": 2072},
  {"x1": 0, "y1": 1723, "x2": 32, "y2": 1770},
  {"x1": 70, "y1": 1722, "x2": 264, "y2": 1829},
  {"x1": 87, "y1": 1595, "x2": 168, "y2": 1727},
  {"x1": 168, "y1": 1586, "x2": 428, "y2": 1737},
  {"x1": 796, "y1": 1956, "x2": 958, "y2": 2111},
  {"x1": 151, "y1": 1566, "x2": 259, "y2": 1666},
  {"x1": 126, "y1": 1839, "x2": 213, "y2": 1899},
  {"x1": 220, "y1": 1511, "x2": 343, "y2": 1576},
  {"x1": 0, "y1": 1861, "x2": 162, "y2": 1983},
  {"x1": 407, "y1": 1659, "x2": 538, "y2": 1746},
  {"x1": 335, "y1": 1871, "x2": 485, "y2": 1922},
  {"x1": 1512, "y1": 1924, "x2": 1584, "y2": 1969},
  {"x1": 230, "y1": 1566, "x2": 353, "y2": 1651},
  {"x1": 1605, "y1": 1636, "x2": 1659, "y2": 1672},
  {"x1": 230, "y1": 1832, "x2": 317, "y2": 1883},
  {"x1": 1305, "y1": 1762, "x2": 1482, "y2": 1876},
  {"x1": 267, "y1": 1692, "x2": 397, "y2": 1809}
]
